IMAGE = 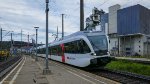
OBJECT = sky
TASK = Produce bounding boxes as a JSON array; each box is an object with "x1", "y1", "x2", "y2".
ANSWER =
[{"x1": 0, "y1": 0, "x2": 150, "y2": 44}]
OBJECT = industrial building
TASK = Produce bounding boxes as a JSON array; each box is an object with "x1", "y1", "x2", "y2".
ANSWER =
[
  {"x1": 85, "y1": 4, "x2": 150, "y2": 56},
  {"x1": 108, "y1": 4, "x2": 150, "y2": 56}
]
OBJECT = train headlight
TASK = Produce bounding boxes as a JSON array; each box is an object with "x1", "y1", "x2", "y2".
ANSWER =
[{"x1": 91, "y1": 53, "x2": 96, "y2": 56}]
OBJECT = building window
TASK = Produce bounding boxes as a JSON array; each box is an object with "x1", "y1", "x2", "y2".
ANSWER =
[
  {"x1": 139, "y1": 41, "x2": 141, "y2": 43},
  {"x1": 139, "y1": 50, "x2": 141, "y2": 52},
  {"x1": 139, "y1": 46, "x2": 140, "y2": 48}
]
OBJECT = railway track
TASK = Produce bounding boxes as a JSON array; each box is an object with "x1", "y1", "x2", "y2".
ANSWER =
[
  {"x1": 0, "y1": 56, "x2": 22, "y2": 80},
  {"x1": 86, "y1": 68, "x2": 150, "y2": 84}
]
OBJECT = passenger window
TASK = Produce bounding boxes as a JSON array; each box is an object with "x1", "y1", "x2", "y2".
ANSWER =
[
  {"x1": 58, "y1": 45, "x2": 62, "y2": 56},
  {"x1": 64, "y1": 43, "x2": 70, "y2": 53},
  {"x1": 78, "y1": 40, "x2": 90, "y2": 54},
  {"x1": 64, "y1": 40, "x2": 90, "y2": 54}
]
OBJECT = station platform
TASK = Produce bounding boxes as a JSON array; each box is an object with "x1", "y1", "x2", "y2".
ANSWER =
[{"x1": 1, "y1": 56, "x2": 119, "y2": 84}]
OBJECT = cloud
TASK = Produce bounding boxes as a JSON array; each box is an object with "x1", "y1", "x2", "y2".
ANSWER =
[{"x1": 0, "y1": 0, "x2": 150, "y2": 43}]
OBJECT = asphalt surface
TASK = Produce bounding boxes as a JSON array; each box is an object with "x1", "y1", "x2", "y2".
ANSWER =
[{"x1": 1, "y1": 56, "x2": 119, "y2": 84}]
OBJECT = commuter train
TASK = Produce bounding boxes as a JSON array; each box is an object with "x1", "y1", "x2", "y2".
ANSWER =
[{"x1": 37, "y1": 31, "x2": 111, "y2": 67}]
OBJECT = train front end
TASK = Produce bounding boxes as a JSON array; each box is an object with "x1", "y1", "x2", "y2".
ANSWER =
[{"x1": 86, "y1": 32, "x2": 111, "y2": 67}]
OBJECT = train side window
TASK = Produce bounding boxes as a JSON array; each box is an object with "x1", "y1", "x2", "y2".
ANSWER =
[
  {"x1": 69, "y1": 42, "x2": 73, "y2": 53},
  {"x1": 43, "y1": 48, "x2": 46, "y2": 54},
  {"x1": 64, "y1": 43, "x2": 70, "y2": 53},
  {"x1": 72, "y1": 41, "x2": 78, "y2": 53},
  {"x1": 76, "y1": 41, "x2": 80, "y2": 53},
  {"x1": 57, "y1": 45, "x2": 62, "y2": 56},
  {"x1": 55, "y1": 46, "x2": 58, "y2": 55},
  {"x1": 49, "y1": 47, "x2": 51, "y2": 54},
  {"x1": 64, "y1": 40, "x2": 90, "y2": 54},
  {"x1": 50, "y1": 47, "x2": 53, "y2": 55},
  {"x1": 51, "y1": 46, "x2": 57, "y2": 55},
  {"x1": 78, "y1": 40, "x2": 84, "y2": 53},
  {"x1": 78, "y1": 40, "x2": 90, "y2": 54},
  {"x1": 64, "y1": 41, "x2": 78, "y2": 54},
  {"x1": 73, "y1": 41, "x2": 78, "y2": 53},
  {"x1": 82, "y1": 40, "x2": 91, "y2": 53},
  {"x1": 39, "y1": 48, "x2": 45, "y2": 54}
]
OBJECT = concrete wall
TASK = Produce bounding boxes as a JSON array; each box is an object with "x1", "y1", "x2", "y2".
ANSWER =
[
  {"x1": 108, "y1": 4, "x2": 120, "y2": 34},
  {"x1": 119, "y1": 35, "x2": 147, "y2": 56},
  {"x1": 133, "y1": 35, "x2": 144, "y2": 55},
  {"x1": 109, "y1": 37, "x2": 119, "y2": 56}
]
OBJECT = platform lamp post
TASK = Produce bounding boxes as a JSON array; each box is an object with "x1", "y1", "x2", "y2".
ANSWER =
[
  {"x1": 34, "y1": 27, "x2": 39, "y2": 61},
  {"x1": 29, "y1": 34, "x2": 35, "y2": 56},
  {"x1": 43, "y1": 0, "x2": 51, "y2": 75}
]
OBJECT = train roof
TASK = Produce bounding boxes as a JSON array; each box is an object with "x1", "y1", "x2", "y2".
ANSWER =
[
  {"x1": 64, "y1": 31, "x2": 105, "y2": 39},
  {"x1": 56, "y1": 31, "x2": 105, "y2": 41},
  {"x1": 37, "y1": 31, "x2": 105, "y2": 49}
]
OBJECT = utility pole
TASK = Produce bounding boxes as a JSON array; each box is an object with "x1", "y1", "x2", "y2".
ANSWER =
[
  {"x1": 34, "y1": 27, "x2": 39, "y2": 61},
  {"x1": 28, "y1": 33, "x2": 29, "y2": 54},
  {"x1": 43, "y1": 0, "x2": 51, "y2": 75},
  {"x1": 11, "y1": 31, "x2": 13, "y2": 56},
  {"x1": 21, "y1": 29, "x2": 22, "y2": 56},
  {"x1": 80, "y1": 0, "x2": 84, "y2": 31},
  {"x1": 1, "y1": 28, "x2": 3, "y2": 42},
  {"x1": 0, "y1": 28, "x2": 6, "y2": 41},
  {"x1": 57, "y1": 26, "x2": 58, "y2": 40},
  {"x1": 61, "y1": 14, "x2": 64, "y2": 39},
  {"x1": 0, "y1": 28, "x2": 2, "y2": 50}
]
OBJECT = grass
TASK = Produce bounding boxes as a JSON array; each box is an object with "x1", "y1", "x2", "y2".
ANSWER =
[
  {"x1": 117, "y1": 56, "x2": 150, "y2": 59},
  {"x1": 105, "y1": 59, "x2": 150, "y2": 76}
]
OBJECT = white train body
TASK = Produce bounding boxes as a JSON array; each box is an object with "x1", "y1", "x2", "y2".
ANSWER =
[{"x1": 37, "y1": 31, "x2": 111, "y2": 67}]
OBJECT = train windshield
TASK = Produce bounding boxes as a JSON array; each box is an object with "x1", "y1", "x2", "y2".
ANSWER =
[{"x1": 88, "y1": 35, "x2": 108, "y2": 56}]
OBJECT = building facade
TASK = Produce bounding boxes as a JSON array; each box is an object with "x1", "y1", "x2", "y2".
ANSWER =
[
  {"x1": 85, "y1": 4, "x2": 150, "y2": 56},
  {"x1": 109, "y1": 4, "x2": 150, "y2": 56}
]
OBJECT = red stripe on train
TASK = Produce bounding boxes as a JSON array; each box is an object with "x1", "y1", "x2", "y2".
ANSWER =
[{"x1": 60, "y1": 44, "x2": 65, "y2": 62}]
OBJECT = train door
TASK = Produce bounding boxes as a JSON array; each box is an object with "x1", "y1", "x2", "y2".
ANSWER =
[
  {"x1": 63, "y1": 41, "x2": 76, "y2": 64},
  {"x1": 62, "y1": 40, "x2": 91, "y2": 67},
  {"x1": 74, "y1": 40, "x2": 91, "y2": 67}
]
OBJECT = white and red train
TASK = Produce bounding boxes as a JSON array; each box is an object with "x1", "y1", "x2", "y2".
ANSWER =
[{"x1": 37, "y1": 31, "x2": 111, "y2": 67}]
